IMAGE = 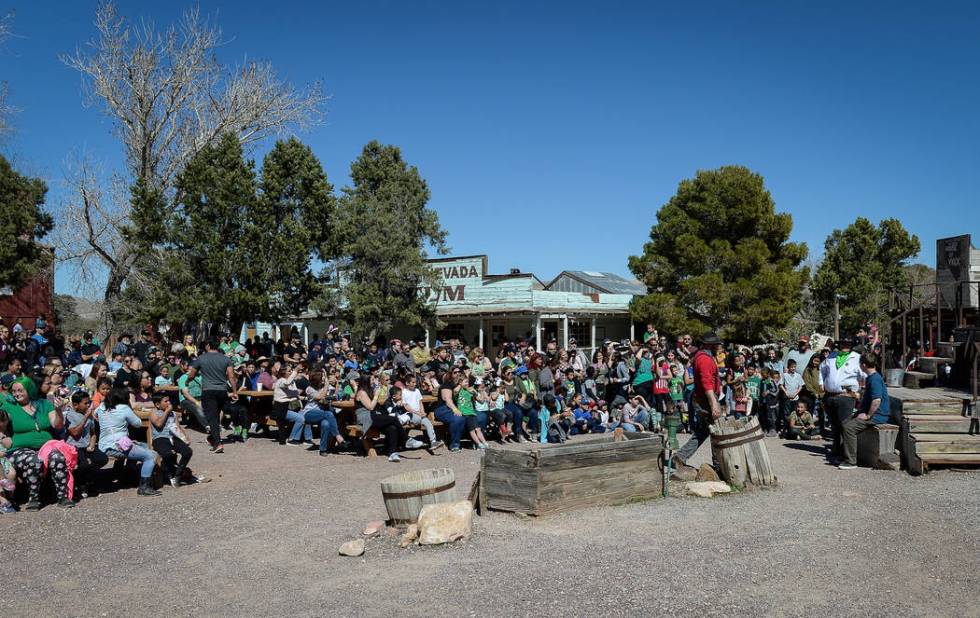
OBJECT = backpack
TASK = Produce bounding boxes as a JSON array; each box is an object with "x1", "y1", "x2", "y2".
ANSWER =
[{"x1": 546, "y1": 420, "x2": 567, "y2": 444}]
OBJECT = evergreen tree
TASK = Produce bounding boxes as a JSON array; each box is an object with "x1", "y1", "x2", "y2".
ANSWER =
[
  {"x1": 333, "y1": 141, "x2": 447, "y2": 340},
  {"x1": 628, "y1": 166, "x2": 808, "y2": 342},
  {"x1": 811, "y1": 217, "x2": 920, "y2": 337},
  {"x1": 0, "y1": 155, "x2": 52, "y2": 289}
]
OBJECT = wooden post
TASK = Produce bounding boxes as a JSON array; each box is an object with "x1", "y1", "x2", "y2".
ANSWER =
[
  {"x1": 590, "y1": 318, "x2": 596, "y2": 357},
  {"x1": 919, "y1": 306, "x2": 924, "y2": 355},
  {"x1": 833, "y1": 295, "x2": 840, "y2": 341},
  {"x1": 562, "y1": 314, "x2": 569, "y2": 349},
  {"x1": 478, "y1": 317, "x2": 484, "y2": 350},
  {"x1": 630, "y1": 321, "x2": 635, "y2": 342},
  {"x1": 902, "y1": 313, "x2": 907, "y2": 367},
  {"x1": 535, "y1": 315, "x2": 542, "y2": 351},
  {"x1": 937, "y1": 282, "x2": 942, "y2": 347}
]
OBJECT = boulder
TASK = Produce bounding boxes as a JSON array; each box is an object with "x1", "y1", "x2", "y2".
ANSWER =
[
  {"x1": 686, "y1": 481, "x2": 732, "y2": 498},
  {"x1": 362, "y1": 520, "x2": 386, "y2": 537},
  {"x1": 339, "y1": 539, "x2": 365, "y2": 557},
  {"x1": 417, "y1": 500, "x2": 473, "y2": 545},
  {"x1": 399, "y1": 524, "x2": 419, "y2": 548},
  {"x1": 695, "y1": 464, "x2": 721, "y2": 482}
]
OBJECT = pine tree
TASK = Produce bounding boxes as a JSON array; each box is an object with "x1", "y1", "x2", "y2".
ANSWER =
[
  {"x1": 0, "y1": 155, "x2": 52, "y2": 289},
  {"x1": 628, "y1": 165, "x2": 808, "y2": 342}
]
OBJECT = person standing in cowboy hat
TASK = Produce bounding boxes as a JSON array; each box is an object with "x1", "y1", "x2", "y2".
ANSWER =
[
  {"x1": 672, "y1": 331, "x2": 724, "y2": 475},
  {"x1": 819, "y1": 337, "x2": 864, "y2": 463}
]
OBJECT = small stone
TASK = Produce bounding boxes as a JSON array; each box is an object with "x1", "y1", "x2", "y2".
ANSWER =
[
  {"x1": 418, "y1": 500, "x2": 474, "y2": 545},
  {"x1": 339, "y1": 539, "x2": 365, "y2": 556},
  {"x1": 695, "y1": 464, "x2": 721, "y2": 482},
  {"x1": 671, "y1": 463, "x2": 698, "y2": 482},
  {"x1": 686, "y1": 481, "x2": 732, "y2": 498},
  {"x1": 399, "y1": 524, "x2": 419, "y2": 548},
  {"x1": 362, "y1": 520, "x2": 386, "y2": 537}
]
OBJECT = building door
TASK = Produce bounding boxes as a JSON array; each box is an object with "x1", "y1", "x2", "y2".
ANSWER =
[
  {"x1": 543, "y1": 321, "x2": 559, "y2": 348},
  {"x1": 488, "y1": 321, "x2": 507, "y2": 354}
]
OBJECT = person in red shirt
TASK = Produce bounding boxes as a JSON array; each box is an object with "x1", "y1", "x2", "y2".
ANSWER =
[{"x1": 671, "y1": 331, "x2": 724, "y2": 475}]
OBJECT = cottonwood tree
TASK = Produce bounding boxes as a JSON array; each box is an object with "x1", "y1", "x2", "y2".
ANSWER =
[
  {"x1": 0, "y1": 11, "x2": 14, "y2": 135},
  {"x1": 56, "y1": 2, "x2": 324, "y2": 335},
  {"x1": 330, "y1": 141, "x2": 447, "y2": 341},
  {"x1": 0, "y1": 155, "x2": 53, "y2": 289},
  {"x1": 628, "y1": 165, "x2": 809, "y2": 342},
  {"x1": 811, "y1": 217, "x2": 920, "y2": 337}
]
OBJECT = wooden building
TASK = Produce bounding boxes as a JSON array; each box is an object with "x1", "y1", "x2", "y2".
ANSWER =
[{"x1": 400, "y1": 255, "x2": 646, "y2": 355}]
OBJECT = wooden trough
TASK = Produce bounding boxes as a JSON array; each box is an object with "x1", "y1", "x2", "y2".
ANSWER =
[{"x1": 480, "y1": 433, "x2": 665, "y2": 516}]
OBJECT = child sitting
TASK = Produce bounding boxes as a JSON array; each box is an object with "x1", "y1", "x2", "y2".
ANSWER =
[
  {"x1": 786, "y1": 400, "x2": 820, "y2": 441},
  {"x1": 149, "y1": 392, "x2": 194, "y2": 487},
  {"x1": 457, "y1": 376, "x2": 489, "y2": 450},
  {"x1": 154, "y1": 365, "x2": 173, "y2": 387}
]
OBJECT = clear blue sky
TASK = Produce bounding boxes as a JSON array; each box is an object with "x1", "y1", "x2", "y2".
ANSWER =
[{"x1": 2, "y1": 1, "x2": 978, "y2": 296}]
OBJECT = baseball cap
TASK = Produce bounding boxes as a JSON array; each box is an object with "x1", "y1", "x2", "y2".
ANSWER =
[{"x1": 515, "y1": 365, "x2": 529, "y2": 376}]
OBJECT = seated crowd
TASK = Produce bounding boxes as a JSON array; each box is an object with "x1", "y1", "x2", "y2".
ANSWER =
[{"x1": 0, "y1": 315, "x2": 888, "y2": 512}]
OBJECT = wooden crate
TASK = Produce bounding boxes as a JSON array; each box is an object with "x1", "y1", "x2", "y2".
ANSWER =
[{"x1": 480, "y1": 433, "x2": 665, "y2": 516}]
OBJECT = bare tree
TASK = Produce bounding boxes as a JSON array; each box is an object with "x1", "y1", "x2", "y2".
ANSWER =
[
  {"x1": 0, "y1": 10, "x2": 14, "y2": 134},
  {"x1": 56, "y1": 2, "x2": 325, "y2": 335}
]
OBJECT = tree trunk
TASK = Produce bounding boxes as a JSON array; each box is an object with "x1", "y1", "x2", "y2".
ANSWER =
[{"x1": 100, "y1": 266, "x2": 127, "y2": 340}]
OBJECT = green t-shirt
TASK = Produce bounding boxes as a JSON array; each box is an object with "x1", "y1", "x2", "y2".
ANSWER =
[
  {"x1": 4, "y1": 399, "x2": 56, "y2": 450},
  {"x1": 668, "y1": 376, "x2": 684, "y2": 401},
  {"x1": 632, "y1": 357, "x2": 653, "y2": 386},
  {"x1": 342, "y1": 384, "x2": 354, "y2": 400},
  {"x1": 177, "y1": 373, "x2": 202, "y2": 402},
  {"x1": 747, "y1": 375, "x2": 762, "y2": 399},
  {"x1": 456, "y1": 388, "x2": 476, "y2": 416}
]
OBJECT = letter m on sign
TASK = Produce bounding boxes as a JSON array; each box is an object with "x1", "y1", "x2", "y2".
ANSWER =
[{"x1": 444, "y1": 285, "x2": 464, "y2": 301}]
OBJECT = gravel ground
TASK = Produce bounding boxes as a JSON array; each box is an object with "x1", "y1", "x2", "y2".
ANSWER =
[{"x1": 1, "y1": 430, "x2": 977, "y2": 617}]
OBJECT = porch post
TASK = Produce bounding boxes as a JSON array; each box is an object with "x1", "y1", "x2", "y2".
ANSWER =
[
  {"x1": 590, "y1": 317, "x2": 597, "y2": 357},
  {"x1": 630, "y1": 320, "x2": 635, "y2": 342},
  {"x1": 535, "y1": 314, "x2": 542, "y2": 351},
  {"x1": 478, "y1": 317, "x2": 484, "y2": 350},
  {"x1": 562, "y1": 314, "x2": 569, "y2": 349}
]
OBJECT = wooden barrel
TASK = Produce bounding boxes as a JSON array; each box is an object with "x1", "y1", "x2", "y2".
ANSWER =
[
  {"x1": 380, "y1": 468, "x2": 456, "y2": 524},
  {"x1": 709, "y1": 416, "x2": 776, "y2": 488}
]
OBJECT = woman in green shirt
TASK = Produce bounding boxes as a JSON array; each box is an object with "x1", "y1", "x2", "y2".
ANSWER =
[{"x1": 3, "y1": 377, "x2": 70, "y2": 510}]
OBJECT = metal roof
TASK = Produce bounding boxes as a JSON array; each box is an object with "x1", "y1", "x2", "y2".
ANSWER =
[{"x1": 547, "y1": 271, "x2": 648, "y2": 295}]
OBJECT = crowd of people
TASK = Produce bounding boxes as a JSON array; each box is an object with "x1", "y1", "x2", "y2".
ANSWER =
[{"x1": 0, "y1": 314, "x2": 892, "y2": 513}]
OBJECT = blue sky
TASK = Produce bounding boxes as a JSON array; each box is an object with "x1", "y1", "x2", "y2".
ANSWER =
[{"x1": 2, "y1": 1, "x2": 978, "y2": 296}]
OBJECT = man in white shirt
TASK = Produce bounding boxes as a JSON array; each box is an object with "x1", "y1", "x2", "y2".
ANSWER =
[{"x1": 819, "y1": 338, "x2": 865, "y2": 462}]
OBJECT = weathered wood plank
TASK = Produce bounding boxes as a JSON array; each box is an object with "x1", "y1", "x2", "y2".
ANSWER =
[
  {"x1": 917, "y1": 453, "x2": 980, "y2": 464},
  {"x1": 905, "y1": 416, "x2": 972, "y2": 433},
  {"x1": 535, "y1": 459, "x2": 662, "y2": 515},
  {"x1": 910, "y1": 433, "x2": 980, "y2": 442},
  {"x1": 912, "y1": 442, "x2": 980, "y2": 454}
]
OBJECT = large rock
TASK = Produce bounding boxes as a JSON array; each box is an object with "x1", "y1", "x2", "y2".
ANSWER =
[
  {"x1": 695, "y1": 464, "x2": 721, "y2": 482},
  {"x1": 339, "y1": 539, "x2": 365, "y2": 557},
  {"x1": 417, "y1": 500, "x2": 473, "y2": 545},
  {"x1": 686, "y1": 481, "x2": 732, "y2": 498}
]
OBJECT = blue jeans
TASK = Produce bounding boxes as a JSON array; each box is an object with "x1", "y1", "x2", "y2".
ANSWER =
[
  {"x1": 304, "y1": 407, "x2": 340, "y2": 453},
  {"x1": 288, "y1": 409, "x2": 313, "y2": 442},
  {"x1": 608, "y1": 421, "x2": 638, "y2": 432},
  {"x1": 434, "y1": 405, "x2": 466, "y2": 449},
  {"x1": 105, "y1": 442, "x2": 156, "y2": 479},
  {"x1": 505, "y1": 402, "x2": 525, "y2": 435}
]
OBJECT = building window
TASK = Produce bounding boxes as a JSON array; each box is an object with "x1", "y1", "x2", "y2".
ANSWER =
[
  {"x1": 569, "y1": 319, "x2": 592, "y2": 347},
  {"x1": 437, "y1": 323, "x2": 465, "y2": 343}
]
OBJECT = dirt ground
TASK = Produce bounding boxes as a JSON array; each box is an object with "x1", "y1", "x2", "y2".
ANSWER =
[{"x1": 1, "y1": 430, "x2": 978, "y2": 618}]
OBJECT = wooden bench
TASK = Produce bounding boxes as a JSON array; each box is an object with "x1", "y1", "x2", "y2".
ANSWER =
[
  {"x1": 345, "y1": 416, "x2": 447, "y2": 457},
  {"x1": 857, "y1": 423, "x2": 899, "y2": 469}
]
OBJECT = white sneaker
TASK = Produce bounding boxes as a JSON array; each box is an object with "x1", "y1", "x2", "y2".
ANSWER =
[
  {"x1": 838, "y1": 463, "x2": 857, "y2": 470},
  {"x1": 388, "y1": 453, "x2": 401, "y2": 462},
  {"x1": 248, "y1": 422, "x2": 259, "y2": 433},
  {"x1": 405, "y1": 438, "x2": 425, "y2": 450}
]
